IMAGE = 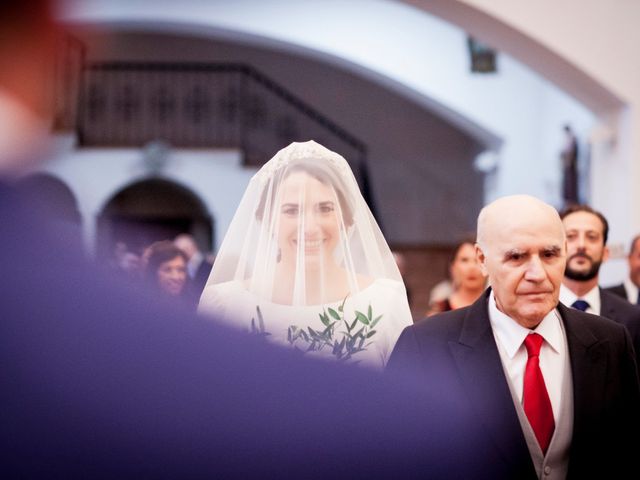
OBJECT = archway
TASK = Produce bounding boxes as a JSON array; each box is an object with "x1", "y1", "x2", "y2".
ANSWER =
[{"x1": 97, "y1": 178, "x2": 213, "y2": 259}]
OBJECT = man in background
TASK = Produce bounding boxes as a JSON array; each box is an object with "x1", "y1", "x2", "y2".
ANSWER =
[
  {"x1": 606, "y1": 234, "x2": 640, "y2": 305},
  {"x1": 174, "y1": 232, "x2": 213, "y2": 300},
  {"x1": 558, "y1": 205, "x2": 640, "y2": 366}
]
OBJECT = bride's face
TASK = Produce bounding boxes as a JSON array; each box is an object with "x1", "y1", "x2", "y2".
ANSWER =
[{"x1": 277, "y1": 171, "x2": 341, "y2": 268}]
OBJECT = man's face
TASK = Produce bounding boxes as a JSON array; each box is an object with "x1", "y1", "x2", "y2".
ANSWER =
[
  {"x1": 629, "y1": 239, "x2": 640, "y2": 288},
  {"x1": 562, "y1": 211, "x2": 608, "y2": 282},
  {"x1": 478, "y1": 210, "x2": 566, "y2": 329}
]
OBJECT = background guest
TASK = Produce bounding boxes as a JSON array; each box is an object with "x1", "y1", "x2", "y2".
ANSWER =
[
  {"x1": 426, "y1": 240, "x2": 486, "y2": 316},
  {"x1": 144, "y1": 240, "x2": 189, "y2": 300},
  {"x1": 174, "y1": 233, "x2": 213, "y2": 301},
  {"x1": 605, "y1": 233, "x2": 640, "y2": 305},
  {"x1": 559, "y1": 204, "x2": 640, "y2": 366}
]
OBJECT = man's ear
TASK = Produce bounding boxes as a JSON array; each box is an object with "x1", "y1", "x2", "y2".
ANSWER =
[
  {"x1": 603, "y1": 244, "x2": 610, "y2": 263},
  {"x1": 475, "y1": 243, "x2": 488, "y2": 276}
]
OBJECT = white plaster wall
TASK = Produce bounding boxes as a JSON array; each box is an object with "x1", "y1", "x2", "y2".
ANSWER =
[
  {"x1": 74, "y1": 31, "x2": 486, "y2": 245},
  {"x1": 451, "y1": 0, "x2": 639, "y2": 285},
  {"x1": 58, "y1": 0, "x2": 595, "y2": 208},
  {"x1": 38, "y1": 133, "x2": 254, "y2": 253}
]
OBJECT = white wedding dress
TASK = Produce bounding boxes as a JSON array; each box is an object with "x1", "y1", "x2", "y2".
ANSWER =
[{"x1": 199, "y1": 278, "x2": 411, "y2": 369}]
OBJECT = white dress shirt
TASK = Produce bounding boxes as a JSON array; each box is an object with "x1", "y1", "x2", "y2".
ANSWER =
[
  {"x1": 559, "y1": 283, "x2": 601, "y2": 315},
  {"x1": 187, "y1": 251, "x2": 204, "y2": 279},
  {"x1": 624, "y1": 278, "x2": 639, "y2": 304},
  {"x1": 488, "y1": 291, "x2": 568, "y2": 425}
]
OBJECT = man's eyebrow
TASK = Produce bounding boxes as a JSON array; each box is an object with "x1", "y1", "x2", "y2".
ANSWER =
[
  {"x1": 502, "y1": 248, "x2": 526, "y2": 259},
  {"x1": 542, "y1": 245, "x2": 562, "y2": 253}
]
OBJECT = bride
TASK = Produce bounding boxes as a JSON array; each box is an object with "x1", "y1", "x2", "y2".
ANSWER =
[{"x1": 198, "y1": 140, "x2": 412, "y2": 369}]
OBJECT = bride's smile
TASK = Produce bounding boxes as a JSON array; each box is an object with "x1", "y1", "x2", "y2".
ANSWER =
[{"x1": 278, "y1": 171, "x2": 341, "y2": 267}]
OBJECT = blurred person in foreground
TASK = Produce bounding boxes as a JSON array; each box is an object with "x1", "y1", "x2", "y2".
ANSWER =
[
  {"x1": 426, "y1": 239, "x2": 486, "y2": 316},
  {"x1": 558, "y1": 204, "x2": 640, "y2": 367},
  {"x1": 0, "y1": 2, "x2": 494, "y2": 478},
  {"x1": 389, "y1": 195, "x2": 640, "y2": 479}
]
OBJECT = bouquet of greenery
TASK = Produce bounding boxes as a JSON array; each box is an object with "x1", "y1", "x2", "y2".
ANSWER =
[{"x1": 286, "y1": 297, "x2": 382, "y2": 362}]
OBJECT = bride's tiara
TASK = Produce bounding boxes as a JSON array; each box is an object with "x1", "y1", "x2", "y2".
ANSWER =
[{"x1": 256, "y1": 140, "x2": 351, "y2": 184}]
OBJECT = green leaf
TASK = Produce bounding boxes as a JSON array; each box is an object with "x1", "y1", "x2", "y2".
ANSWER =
[
  {"x1": 366, "y1": 330, "x2": 377, "y2": 339},
  {"x1": 328, "y1": 307, "x2": 341, "y2": 321},
  {"x1": 349, "y1": 318, "x2": 358, "y2": 331},
  {"x1": 355, "y1": 311, "x2": 369, "y2": 325},
  {"x1": 367, "y1": 304, "x2": 372, "y2": 321},
  {"x1": 308, "y1": 328, "x2": 326, "y2": 343},
  {"x1": 319, "y1": 312, "x2": 330, "y2": 327},
  {"x1": 370, "y1": 315, "x2": 383, "y2": 329}
]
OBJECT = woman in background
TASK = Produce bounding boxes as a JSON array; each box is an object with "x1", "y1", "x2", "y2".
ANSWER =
[
  {"x1": 198, "y1": 141, "x2": 412, "y2": 369},
  {"x1": 426, "y1": 240, "x2": 486, "y2": 316},
  {"x1": 144, "y1": 240, "x2": 189, "y2": 301}
]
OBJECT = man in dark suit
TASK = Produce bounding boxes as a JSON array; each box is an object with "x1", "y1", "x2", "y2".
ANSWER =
[
  {"x1": 605, "y1": 234, "x2": 640, "y2": 305},
  {"x1": 174, "y1": 233, "x2": 214, "y2": 302},
  {"x1": 558, "y1": 204, "x2": 640, "y2": 366},
  {"x1": 389, "y1": 195, "x2": 640, "y2": 479},
  {"x1": 1, "y1": 1, "x2": 490, "y2": 478}
]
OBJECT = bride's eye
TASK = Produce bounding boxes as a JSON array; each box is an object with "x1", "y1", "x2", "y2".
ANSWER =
[
  {"x1": 316, "y1": 202, "x2": 335, "y2": 214},
  {"x1": 281, "y1": 204, "x2": 299, "y2": 217}
]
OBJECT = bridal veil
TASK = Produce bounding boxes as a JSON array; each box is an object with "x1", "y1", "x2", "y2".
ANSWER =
[{"x1": 199, "y1": 140, "x2": 412, "y2": 368}]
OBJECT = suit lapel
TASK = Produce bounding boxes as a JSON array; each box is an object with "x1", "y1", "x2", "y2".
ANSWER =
[
  {"x1": 448, "y1": 290, "x2": 533, "y2": 471},
  {"x1": 557, "y1": 303, "x2": 607, "y2": 436},
  {"x1": 599, "y1": 288, "x2": 616, "y2": 320}
]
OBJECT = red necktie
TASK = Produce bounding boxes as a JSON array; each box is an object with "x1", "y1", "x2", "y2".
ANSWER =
[{"x1": 523, "y1": 333, "x2": 555, "y2": 454}]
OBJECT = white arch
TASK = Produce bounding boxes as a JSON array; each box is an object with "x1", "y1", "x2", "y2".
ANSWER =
[{"x1": 59, "y1": 0, "x2": 596, "y2": 204}]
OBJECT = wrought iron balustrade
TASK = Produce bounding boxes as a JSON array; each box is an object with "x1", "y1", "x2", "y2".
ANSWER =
[{"x1": 76, "y1": 62, "x2": 366, "y2": 167}]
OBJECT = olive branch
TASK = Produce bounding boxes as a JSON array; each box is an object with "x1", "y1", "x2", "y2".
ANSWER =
[
  {"x1": 287, "y1": 296, "x2": 382, "y2": 362},
  {"x1": 249, "y1": 305, "x2": 271, "y2": 339}
]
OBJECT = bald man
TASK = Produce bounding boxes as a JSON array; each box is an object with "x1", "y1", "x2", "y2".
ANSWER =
[{"x1": 388, "y1": 195, "x2": 639, "y2": 479}]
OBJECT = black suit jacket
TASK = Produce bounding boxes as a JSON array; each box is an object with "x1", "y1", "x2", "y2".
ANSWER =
[
  {"x1": 183, "y1": 257, "x2": 213, "y2": 306},
  {"x1": 604, "y1": 283, "x2": 629, "y2": 301},
  {"x1": 388, "y1": 289, "x2": 640, "y2": 479},
  {"x1": 600, "y1": 287, "x2": 640, "y2": 367}
]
